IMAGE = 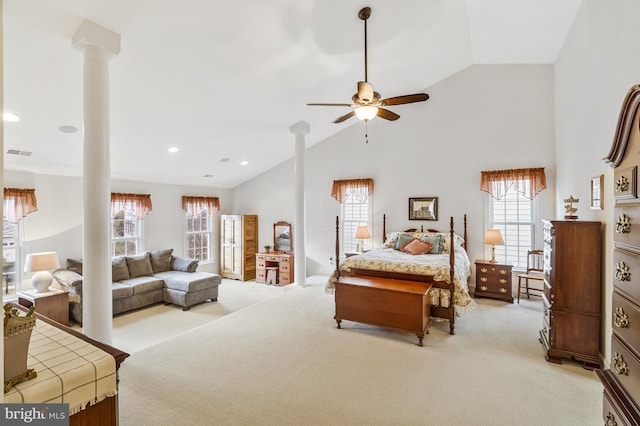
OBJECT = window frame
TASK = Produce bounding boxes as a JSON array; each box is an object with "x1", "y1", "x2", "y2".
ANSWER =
[
  {"x1": 184, "y1": 209, "x2": 214, "y2": 263},
  {"x1": 341, "y1": 191, "x2": 373, "y2": 255},
  {"x1": 485, "y1": 183, "x2": 539, "y2": 270},
  {"x1": 111, "y1": 203, "x2": 144, "y2": 257}
]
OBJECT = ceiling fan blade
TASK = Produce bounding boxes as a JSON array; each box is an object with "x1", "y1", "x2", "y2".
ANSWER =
[
  {"x1": 307, "y1": 103, "x2": 353, "y2": 107},
  {"x1": 332, "y1": 111, "x2": 356, "y2": 124},
  {"x1": 377, "y1": 108, "x2": 400, "y2": 121},
  {"x1": 381, "y1": 93, "x2": 429, "y2": 106}
]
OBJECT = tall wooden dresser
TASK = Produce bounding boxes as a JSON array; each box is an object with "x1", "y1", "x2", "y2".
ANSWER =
[
  {"x1": 539, "y1": 219, "x2": 601, "y2": 370},
  {"x1": 597, "y1": 84, "x2": 640, "y2": 425},
  {"x1": 220, "y1": 214, "x2": 258, "y2": 281}
]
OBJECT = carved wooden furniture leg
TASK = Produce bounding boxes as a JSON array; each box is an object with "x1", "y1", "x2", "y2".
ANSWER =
[
  {"x1": 417, "y1": 334, "x2": 424, "y2": 346},
  {"x1": 335, "y1": 318, "x2": 342, "y2": 329}
]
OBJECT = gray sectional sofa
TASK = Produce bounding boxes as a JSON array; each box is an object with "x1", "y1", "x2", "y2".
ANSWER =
[{"x1": 52, "y1": 249, "x2": 221, "y2": 324}]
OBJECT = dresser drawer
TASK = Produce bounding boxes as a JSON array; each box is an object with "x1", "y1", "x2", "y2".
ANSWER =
[
  {"x1": 614, "y1": 205, "x2": 640, "y2": 248},
  {"x1": 256, "y1": 270, "x2": 266, "y2": 283},
  {"x1": 611, "y1": 334, "x2": 640, "y2": 400},
  {"x1": 613, "y1": 248, "x2": 640, "y2": 304},
  {"x1": 477, "y1": 264, "x2": 510, "y2": 277},
  {"x1": 612, "y1": 291, "x2": 640, "y2": 350},
  {"x1": 603, "y1": 390, "x2": 625, "y2": 426},
  {"x1": 279, "y1": 261, "x2": 290, "y2": 272}
]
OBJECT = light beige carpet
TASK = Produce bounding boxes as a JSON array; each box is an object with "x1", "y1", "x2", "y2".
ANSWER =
[{"x1": 117, "y1": 277, "x2": 601, "y2": 426}]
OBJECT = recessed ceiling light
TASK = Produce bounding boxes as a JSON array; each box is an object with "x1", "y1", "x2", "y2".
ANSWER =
[
  {"x1": 240, "y1": 161, "x2": 248, "y2": 166},
  {"x1": 59, "y1": 125, "x2": 78, "y2": 134},
  {"x1": 3, "y1": 112, "x2": 20, "y2": 122},
  {"x1": 168, "y1": 146, "x2": 179, "y2": 153},
  {"x1": 220, "y1": 157, "x2": 230, "y2": 163}
]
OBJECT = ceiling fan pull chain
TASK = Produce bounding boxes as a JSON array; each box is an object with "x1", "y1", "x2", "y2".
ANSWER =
[{"x1": 365, "y1": 122, "x2": 369, "y2": 144}]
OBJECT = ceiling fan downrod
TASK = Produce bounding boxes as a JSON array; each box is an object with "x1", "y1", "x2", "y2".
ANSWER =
[{"x1": 359, "y1": 7, "x2": 371, "y2": 83}]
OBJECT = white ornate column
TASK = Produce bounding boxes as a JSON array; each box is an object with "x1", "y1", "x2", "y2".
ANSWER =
[
  {"x1": 72, "y1": 21, "x2": 120, "y2": 344},
  {"x1": 290, "y1": 121, "x2": 310, "y2": 286}
]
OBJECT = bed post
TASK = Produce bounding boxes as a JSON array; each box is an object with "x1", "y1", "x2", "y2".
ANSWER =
[
  {"x1": 335, "y1": 216, "x2": 341, "y2": 278},
  {"x1": 463, "y1": 214, "x2": 468, "y2": 252},
  {"x1": 382, "y1": 214, "x2": 386, "y2": 244},
  {"x1": 449, "y1": 216, "x2": 456, "y2": 335}
]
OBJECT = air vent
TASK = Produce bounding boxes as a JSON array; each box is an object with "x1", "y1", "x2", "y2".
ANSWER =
[
  {"x1": 203, "y1": 174, "x2": 215, "y2": 178},
  {"x1": 7, "y1": 149, "x2": 32, "y2": 156}
]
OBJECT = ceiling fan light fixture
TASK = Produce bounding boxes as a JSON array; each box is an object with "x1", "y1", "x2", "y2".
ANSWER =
[{"x1": 355, "y1": 106, "x2": 378, "y2": 122}]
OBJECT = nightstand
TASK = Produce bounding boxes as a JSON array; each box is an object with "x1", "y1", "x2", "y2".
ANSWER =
[
  {"x1": 474, "y1": 260, "x2": 513, "y2": 303},
  {"x1": 17, "y1": 288, "x2": 69, "y2": 325}
]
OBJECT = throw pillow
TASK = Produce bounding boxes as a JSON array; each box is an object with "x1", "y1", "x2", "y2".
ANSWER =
[
  {"x1": 420, "y1": 235, "x2": 443, "y2": 254},
  {"x1": 393, "y1": 233, "x2": 415, "y2": 250},
  {"x1": 401, "y1": 239, "x2": 433, "y2": 255},
  {"x1": 150, "y1": 248, "x2": 173, "y2": 273},
  {"x1": 66, "y1": 258, "x2": 83, "y2": 275},
  {"x1": 112, "y1": 256, "x2": 130, "y2": 282},
  {"x1": 125, "y1": 252, "x2": 153, "y2": 278},
  {"x1": 171, "y1": 255, "x2": 199, "y2": 272}
]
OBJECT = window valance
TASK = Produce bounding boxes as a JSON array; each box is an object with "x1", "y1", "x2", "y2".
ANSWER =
[
  {"x1": 3, "y1": 188, "x2": 38, "y2": 223},
  {"x1": 331, "y1": 178, "x2": 374, "y2": 203},
  {"x1": 182, "y1": 196, "x2": 220, "y2": 217},
  {"x1": 111, "y1": 192, "x2": 152, "y2": 219},
  {"x1": 480, "y1": 167, "x2": 547, "y2": 200}
]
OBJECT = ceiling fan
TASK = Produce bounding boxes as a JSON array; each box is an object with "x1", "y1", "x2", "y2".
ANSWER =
[{"x1": 307, "y1": 7, "x2": 429, "y2": 125}]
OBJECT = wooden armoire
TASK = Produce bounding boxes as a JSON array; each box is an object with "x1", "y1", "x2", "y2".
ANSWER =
[
  {"x1": 597, "y1": 84, "x2": 640, "y2": 425},
  {"x1": 220, "y1": 214, "x2": 257, "y2": 281}
]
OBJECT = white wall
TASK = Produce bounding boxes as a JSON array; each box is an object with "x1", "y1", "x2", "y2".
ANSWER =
[
  {"x1": 554, "y1": 0, "x2": 640, "y2": 364},
  {"x1": 233, "y1": 64, "x2": 556, "y2": 277},
  {"x1": 4, "y1": 170, "x2": 231, "y2": 275}
]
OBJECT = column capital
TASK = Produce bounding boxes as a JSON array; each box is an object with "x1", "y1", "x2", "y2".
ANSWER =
[
  {"x1": 289, "y1": 121, "x2": 310, "y2": 136},
  {"x1": 72, "y1": 20, "x2": 121, "y2": 57}
]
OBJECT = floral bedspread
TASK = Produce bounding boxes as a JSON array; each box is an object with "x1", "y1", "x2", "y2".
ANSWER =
[{"x1": 326, "y1": 246, "x2": 476, "y2": 316}]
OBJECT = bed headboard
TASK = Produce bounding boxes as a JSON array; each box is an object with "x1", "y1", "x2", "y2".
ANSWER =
[{"x1": 381, "y1": 213, "x2": 468, "y2": 251}]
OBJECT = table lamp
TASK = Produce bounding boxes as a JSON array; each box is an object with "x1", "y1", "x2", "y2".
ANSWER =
[
  {"x1": 483, "y1": 229, "x2": 504, "y2": 263},
  {"x1": 355, "y1": 225, "x2": 371, "y2": 253},
  {"x1": 24, "y1": 252, "x2": 60, "y2": 293}
]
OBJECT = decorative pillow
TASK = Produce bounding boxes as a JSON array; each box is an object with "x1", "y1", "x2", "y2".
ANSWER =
[
  {"x1": 171, "y1": 256, "x2": 199, "y2": 272},
  {"x1": 393, "y1": 233, "x2": 415, "y2": 250},
  {"x1": 401, "y1": 239, "x2": 433, "y2": 255},
  {"x1": 66, "y1": 258, "x2": 83, "y2": 275},
  {"x1": 125, "y1": 252, "x2": 153, "y2": 278},
  {"x1": 150, "y1": 248, "x2": 173, "y2": 273},
  {"x1": 52, "y1": 269, "x2": 83, "y2": 288},
  {"x1": 112, "y1": 256, "x2": 131, "y2": 282},
  {"x1": 420, "y1": 235, "x2": 443, "y2": 254}
]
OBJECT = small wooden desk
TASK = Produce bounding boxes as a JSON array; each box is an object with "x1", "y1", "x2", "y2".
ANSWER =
[{"x1": 334, "y1": 275, "x2": 433, "y2": 346}]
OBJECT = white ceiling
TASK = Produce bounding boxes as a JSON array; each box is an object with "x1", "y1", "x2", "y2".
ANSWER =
[{"x1": 3, "y1": 0, "x2": 582, "y2": 189}]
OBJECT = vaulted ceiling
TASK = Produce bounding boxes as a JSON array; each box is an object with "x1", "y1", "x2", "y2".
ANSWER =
[{"x1": 4, "y1": 0, "x2": 582, "y2": 188}]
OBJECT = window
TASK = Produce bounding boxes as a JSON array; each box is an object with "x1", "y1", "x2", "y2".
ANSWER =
[
  {"x1": 185, "y1": 210, "x2": 213, "y2": 262},
  {"x1": 3, "y1": 221, "x2": 21, "y2": 299},
  {"x1": 341, "y1": 191, "x2": 372, "y2": 254},
  {"x1": 331, "y1": 179, "x2": 374, "y2": 255},
  {"x1": 488, "y1": 186, "x2": 537, "y2": 268},
  {"x1": 111, "y1": 208, "x2": 143, "y2": 256},
  {"x1": 110, "y1": 193, "x2": 152, "y2": 256},
  {"x1": 182, "y1": 196, "x2": 219, "y2": 263}
]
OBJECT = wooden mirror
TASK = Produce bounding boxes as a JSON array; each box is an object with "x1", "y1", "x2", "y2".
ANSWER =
[{"x1": 274, "y1": 221, "x2": 292, "y2": 253}]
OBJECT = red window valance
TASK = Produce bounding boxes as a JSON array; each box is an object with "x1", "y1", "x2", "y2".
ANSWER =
[
  {"x1": 111, "y1": 192, "x2": 152, "y2": 219},
  {"x1": 480, "y1": 167, "x2": 547, "y2": 200},
  {"x1": 330, "y1": 178, "x2": 374, "y2": 203},
  {"x1": 182, "y1": 196, "x2": 220, "y2": 217},
  {"x1": 3, "y1": 188, "x2": 38, "y2": 223}
]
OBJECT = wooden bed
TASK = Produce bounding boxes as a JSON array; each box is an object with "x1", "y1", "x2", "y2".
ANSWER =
[{"x1": 332, "y1": 214, "x2": 472, "y2": 335}]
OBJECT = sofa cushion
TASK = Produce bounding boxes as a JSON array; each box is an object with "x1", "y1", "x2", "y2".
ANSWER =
[
  {"x1": 66, "y1": 258, "x2": 83, "y2": 275},
  {"x1": 126, "y1": 252, "x2": 153, "y2": 278},
  {"x1": 154, "y1": 271, "x2": 221, "y2": 293},
  {"x1": 150, "y1": 249, "x2": 173, "y2": 273},
  {"x1": 112, "y1": 282, "x2": 134, "y2": 300},
  {"x1": 112, "y1": 256, "x2": 130, "y2": 282},
  {"x1": 120, "y1": 276, "x2": 165, "y2": 295}
]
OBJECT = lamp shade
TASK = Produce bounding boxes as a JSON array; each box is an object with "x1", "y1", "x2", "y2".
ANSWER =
[
  {"x1": 355, "y1": 225, "x2": 371, "y2": 240},
  {"x1": 483, "y1": 229, "x2": 504, "y2": 246},
  {"x1": 24, "y1": 252, "x2": 60, "y2": 272},
  {"x1": 354, "y1": 106, "x2": 378, "y2": 122}
]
